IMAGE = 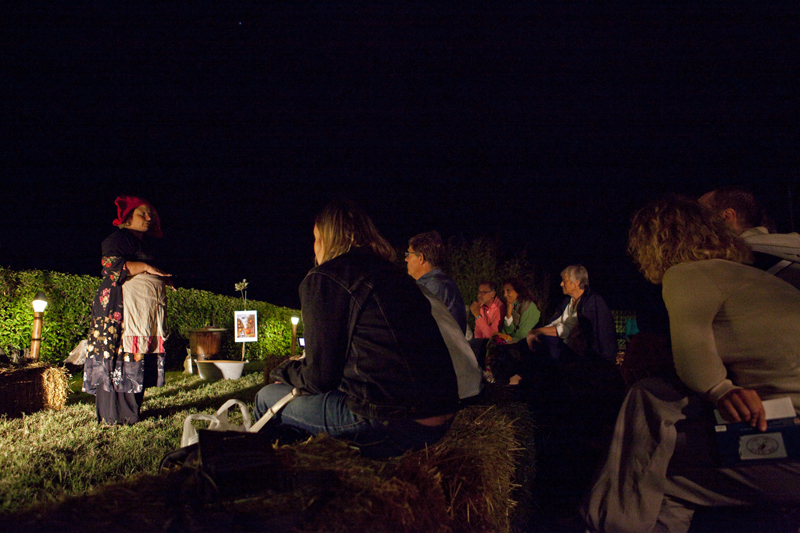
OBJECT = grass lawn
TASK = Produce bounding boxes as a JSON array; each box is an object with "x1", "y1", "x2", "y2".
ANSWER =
[
  {"x1": 0, "y1": 362, "x2": 268, "y2": 516},
  {"x1": 1, "y1": 364, "x2": 534, "y2": 533}
]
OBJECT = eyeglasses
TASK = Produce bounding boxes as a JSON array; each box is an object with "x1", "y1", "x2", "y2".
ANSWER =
[
  {"x1": 404, "y1": 251, "x2": 420, "y2": 258},
  {"x1": 477, "y1": 290, "x2": 494, "y2": 295}
]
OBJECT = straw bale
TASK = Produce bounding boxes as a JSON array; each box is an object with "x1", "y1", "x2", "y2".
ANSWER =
[
  {"x1": 7, "y1": 402, "x2": 534, "y2": 533},
  {"x1": 0, "y1": 363, "x2": 69, "y2": 417}
]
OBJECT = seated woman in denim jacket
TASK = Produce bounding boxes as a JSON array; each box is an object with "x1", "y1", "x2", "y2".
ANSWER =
[{"x1": 254, "y1": 200, "x2": 459, "y2": 458}]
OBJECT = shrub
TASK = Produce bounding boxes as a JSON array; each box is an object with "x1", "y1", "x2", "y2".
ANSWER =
[
  {"x1": 446, "y1": 236, "x2": 551, "y2": 325},
  {"x1": 0, "y1": 267, "x2": 300, "y2": 368},
  {"x1": 0, "y1": 268, "x2": 97, "y2": 365}
]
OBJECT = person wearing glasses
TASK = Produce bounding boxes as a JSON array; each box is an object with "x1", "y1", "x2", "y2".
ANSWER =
[
  {"x1": 468, "y1": 281, "x2": 506, "y2": 368},
  {"x1": 405, "y1": 231, "x2": 467, "y2": 333},
  {"x1": 255, "y1": 200, "x2": 459, "y2": 458}
]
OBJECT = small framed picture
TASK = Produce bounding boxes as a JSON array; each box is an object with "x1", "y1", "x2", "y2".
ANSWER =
[{"x1": 234, "y1": 310, "x2": 258, "y2": 342}]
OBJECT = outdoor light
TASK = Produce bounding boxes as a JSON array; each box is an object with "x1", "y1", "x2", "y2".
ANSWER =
[
  {"x1": 290, "y1": 316, "x2": 300, "y2": 357},
  {"x1": 30, "y1": 292, "x2": 48, "y2": 362}
]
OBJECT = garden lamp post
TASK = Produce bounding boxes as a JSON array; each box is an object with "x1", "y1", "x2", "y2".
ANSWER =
[
  {"x1": 290, "y1": 316, "x2": 299, "y2": 357},
  {"x1": 30, "y1": 292, "x2": 48, "y2": 363}
]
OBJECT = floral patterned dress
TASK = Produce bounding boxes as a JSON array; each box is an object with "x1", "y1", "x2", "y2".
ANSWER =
[{"x1": 83, "y1": 229, "x2": 166, "y2": 398}]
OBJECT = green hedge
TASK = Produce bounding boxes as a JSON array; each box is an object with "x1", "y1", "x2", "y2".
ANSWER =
[{"x1": 0, "y1": 267, "x2": 300, "y2": 369}]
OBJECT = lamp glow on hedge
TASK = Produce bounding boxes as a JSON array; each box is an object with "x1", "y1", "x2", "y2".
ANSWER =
[
  {"x1": 290, "y1": 316, "x2": 300, "y2": 357},
  {"x1": 30, "y1": 292, "x2": 48, "y2": 363}
]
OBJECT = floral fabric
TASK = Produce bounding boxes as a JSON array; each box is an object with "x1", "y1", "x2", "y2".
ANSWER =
[{"x1": 83, "y1": 229, "x2": 166, "y2": 395}]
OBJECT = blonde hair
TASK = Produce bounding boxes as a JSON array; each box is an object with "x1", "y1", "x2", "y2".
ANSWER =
[
  {"x1": 628, "y1": 195, "x2": 752, "y2": 283},
  {"x1": 314, "y1": 200, "x2": 396, "y2": 265}
]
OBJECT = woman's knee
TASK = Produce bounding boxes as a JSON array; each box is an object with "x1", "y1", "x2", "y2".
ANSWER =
[{"x1": 254, "y1": 383, "x2": 294, "y2": 418}]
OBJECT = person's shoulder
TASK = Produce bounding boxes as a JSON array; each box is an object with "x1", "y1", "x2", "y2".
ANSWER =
[
  {"x1": 584, "y1": 289, "x2": 609, "y2": 306},
  {"x1": 102, "y1": 228, "x2": 137, "y2": 249},
  {"x1": 746, "y1": 231, "x2": 800, "y2": 254},
  {"x1": 577, "y1": 290, "x2": 611, "y2": 317},
  {"x1": 311, "y1": 249, "x2": 398, "y2": 280},
  {"x1": 664, "y1": 260, "x2": 708, "y2": 276},
  {"x1": 431, "y1": 268, "x2": 458, "y2": 285},
  {"x1": 102, "y1": 228, "x2": 125, "y2": 241},
  {"x1": 663, "y1": 260, "x2": 748, "y2": 294}
]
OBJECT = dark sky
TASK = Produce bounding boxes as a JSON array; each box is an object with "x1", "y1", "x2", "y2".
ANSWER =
[{"x1": 2, "y1": 2, "x2": 798, "y2": 311}]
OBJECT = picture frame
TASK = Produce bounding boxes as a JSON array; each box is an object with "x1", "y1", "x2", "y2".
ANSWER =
[{"x1": 234, "y1": 310, "x2": 258, "y2": 342}]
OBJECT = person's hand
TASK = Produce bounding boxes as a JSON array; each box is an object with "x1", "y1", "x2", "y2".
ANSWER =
[
  {"x1": 526, "y1": 329, "x2": 542, "y2": 351},
  {"x1": 717, "y1": 388, "x2": 767, "y2": 432},
  {"x1": 470, "y1": 301, "x2": 481, "y2": 317}
]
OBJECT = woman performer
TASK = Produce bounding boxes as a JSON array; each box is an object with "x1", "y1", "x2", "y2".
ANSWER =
[{"x1": 83, "y1": 196, "x2": 171, "y2": 425}]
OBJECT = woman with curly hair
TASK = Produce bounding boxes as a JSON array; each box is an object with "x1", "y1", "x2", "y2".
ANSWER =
[{"x1": 582, "y1": 195, "x2": 800, "y2": 533}]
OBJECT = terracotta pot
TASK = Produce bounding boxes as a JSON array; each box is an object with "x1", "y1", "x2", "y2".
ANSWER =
[{"x1": 187, "y1": 327, "x2": 227, "y2": 361}]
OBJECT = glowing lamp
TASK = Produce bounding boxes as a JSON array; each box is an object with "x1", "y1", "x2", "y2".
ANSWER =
[
  {"x1": 32, "y1": 292, "x2": 48, "y2": 312},
  {"x1": 290, "y1": 316, "x2": 300, "y2": 357},
  {"x1": 30, "y1": 292, "x2": 48, "y2": 362}
]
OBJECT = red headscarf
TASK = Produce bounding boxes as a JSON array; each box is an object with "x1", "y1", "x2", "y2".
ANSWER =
[{"x1": 112, "y1": 196, "x2": 163, "y2": 238}]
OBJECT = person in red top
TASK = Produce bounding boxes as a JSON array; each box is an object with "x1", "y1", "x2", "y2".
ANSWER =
[{"x1": 468, "y1": 280, "x2": 505, "y2": 368}]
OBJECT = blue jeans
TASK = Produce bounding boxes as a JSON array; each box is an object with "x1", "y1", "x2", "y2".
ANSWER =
[{"x1": 254, "y1": 383, "x2": 452, "y2": 458}]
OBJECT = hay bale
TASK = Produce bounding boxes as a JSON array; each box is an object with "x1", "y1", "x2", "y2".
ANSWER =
[
  {"x1": 8, "y1": 402, "x2": 534, "y2": 533},
  {"x1": 0, "y1": 363, "x2": 70, "y2": 417}
]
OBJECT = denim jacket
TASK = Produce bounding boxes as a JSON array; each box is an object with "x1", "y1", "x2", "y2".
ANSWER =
[{"x1": 271, "y1": 249, "x2": 459, "y2": 420}]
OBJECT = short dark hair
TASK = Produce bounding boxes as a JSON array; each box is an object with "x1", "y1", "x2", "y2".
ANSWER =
[
  {"x1": 703, "y1": 186, "x2": 764, "y2": 230},
  {"x1": 409, "y1": 231, "x2": 446, "y2": 267},
  {"x1": 478, "y1": 280, "x2": 497, "y2": 292}
]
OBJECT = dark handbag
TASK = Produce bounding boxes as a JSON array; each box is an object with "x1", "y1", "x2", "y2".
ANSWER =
[{"x1": 196, "y1": 429, "x2": 282, "y2": 494}]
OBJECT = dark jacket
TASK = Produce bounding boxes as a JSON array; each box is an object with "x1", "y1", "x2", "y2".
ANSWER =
[
  {"x1": 548, "y1": 289, "x2": 618, "y2": 363},
  {"x1": 271, "y1": 249, "x2": 459, "y2": 420}
]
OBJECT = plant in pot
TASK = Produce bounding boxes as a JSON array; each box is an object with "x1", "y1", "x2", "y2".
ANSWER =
[{"x1": 195, "y1": 280, "x2": 250, "y2": 381}]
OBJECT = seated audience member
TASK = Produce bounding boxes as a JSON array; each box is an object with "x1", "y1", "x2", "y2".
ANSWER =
[
  {"x1": 420, "y1": 285, "x2": 484, "y2": 402},
  {"x1": 406, "y1": 231, "x2": 468, "y2": 333},
  {"x1": 255, "y1": 200, "x2": 459, "y2": 459},
  {"x1": 494, "y1": 278, "x2": 540, "y2": 343},
  {"x1": 582, "y1": 195, "x2": 800, "y2": 533},
  {"x1": 468, "y1": 280, "x2": 506, "y2": 368},
  {"x1": 527, "y1": 265, "x2": 617, "y2": 364},
  {"x1": 700, "y1": 185, "x2": 800, "y2": 288}
]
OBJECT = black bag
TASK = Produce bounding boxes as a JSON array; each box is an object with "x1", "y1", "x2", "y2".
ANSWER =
[{"x1": 160, "y1": 424, "x2": 321, "y2": 497}]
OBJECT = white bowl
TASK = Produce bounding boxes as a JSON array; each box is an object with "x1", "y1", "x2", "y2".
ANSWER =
[{"x1": 196, "y1": 360, "x2": 247, "y2": 380}]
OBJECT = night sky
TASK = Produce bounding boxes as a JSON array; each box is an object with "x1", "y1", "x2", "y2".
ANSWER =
[{"x1": 3, "y1": 2, "x2": 798, "y2": 312}]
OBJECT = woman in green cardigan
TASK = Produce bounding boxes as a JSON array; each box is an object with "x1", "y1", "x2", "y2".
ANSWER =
[{"x1": 494, "y1": 278, "x2": 540, "y2": 343}]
